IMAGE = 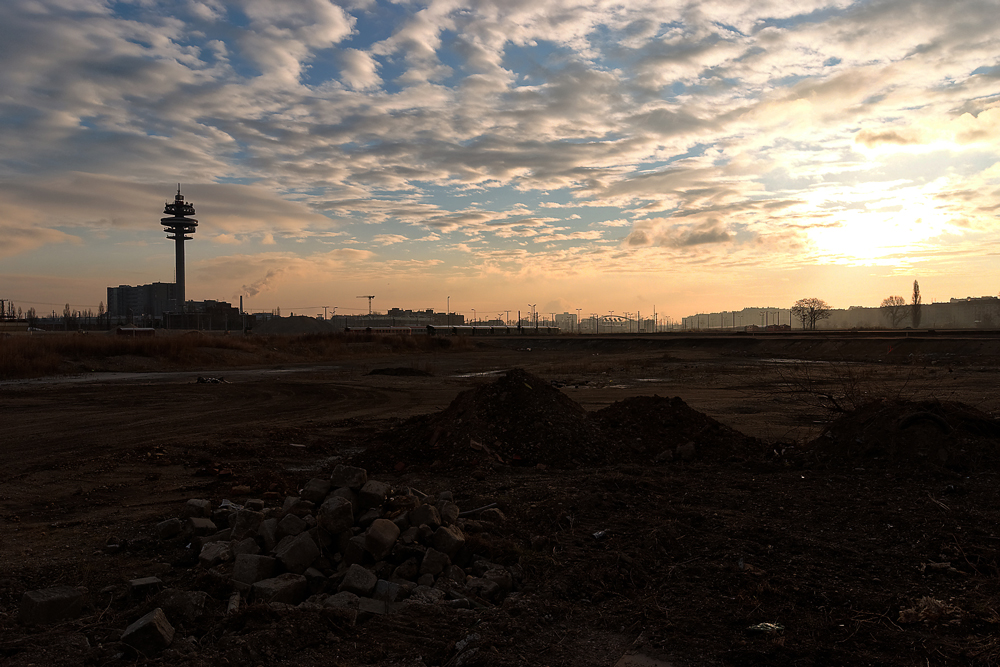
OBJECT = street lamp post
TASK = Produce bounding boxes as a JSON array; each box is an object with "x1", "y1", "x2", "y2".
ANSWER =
[
  {"x1": 447, "y1": 296, "x2": 450, "y2": 326},
  {"x1": 576, "y1": 308, "x2": 581, "y2": 334},
  {"x1": 472, "y1": 308, "x2": 476, "y2": 325},
  {"x1": 528, "y1": 304, "x2": 536, "y2": 331}
]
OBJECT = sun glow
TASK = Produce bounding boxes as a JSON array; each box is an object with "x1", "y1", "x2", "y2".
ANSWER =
[{"x1": 804, "y1": 183, "x2": 960, "y2": 265}]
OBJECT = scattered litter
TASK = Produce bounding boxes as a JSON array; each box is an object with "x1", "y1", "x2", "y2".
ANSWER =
[{"x1": 196, "y1": 376, "x2": 228, "y2": 384}]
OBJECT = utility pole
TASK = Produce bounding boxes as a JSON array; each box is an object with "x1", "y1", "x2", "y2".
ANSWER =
[{"x1": 575, "y1": 308, "x2": 581, "y2": 334}]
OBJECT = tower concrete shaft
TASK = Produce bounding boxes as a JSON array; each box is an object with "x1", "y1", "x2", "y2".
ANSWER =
[{"x1": 160, "y1": 186, "x2": 197, "y2": 310}]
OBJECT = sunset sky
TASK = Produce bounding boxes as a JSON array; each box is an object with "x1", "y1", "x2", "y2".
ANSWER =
[{"x1": 3, "y1": 0, "x2": 999, "y2": 320}]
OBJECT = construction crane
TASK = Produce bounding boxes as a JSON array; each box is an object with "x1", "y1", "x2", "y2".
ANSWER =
[{"x1": 356, "y1": 295, "x2": 375, "y2": 316}]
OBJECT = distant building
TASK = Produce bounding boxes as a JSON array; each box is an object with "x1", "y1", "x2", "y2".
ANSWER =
[{"x1": 107, "y1": 282, "x2": 177, "y2": 320}]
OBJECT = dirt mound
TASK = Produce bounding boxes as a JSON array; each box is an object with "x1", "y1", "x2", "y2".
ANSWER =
[
  {"x1": 593, "y1": 395, "x2": 762, "y2": 461},
  {"x1": 804, "y1": 399, "x2": 1000, "y2": 469},
  {"x1": 367, "y1": 367, "x2": 433, "y2": 377},
  {"x1": 355, "y1": 369, "x2": 763, "y2": 472},
  {"x1": 356, "y1": 368, "x2": 607, "y2": 470}
]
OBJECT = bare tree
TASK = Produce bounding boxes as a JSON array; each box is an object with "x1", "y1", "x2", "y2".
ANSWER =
[
  {"x1": 911, "y1": 280, "x2": 922, "y2": 328},
  {"x1": 880, "y1": 295, "x2": 907, "y2": 328},
  {"x1": 792, "y1": 298, "x2": 833, "y2": 330}
]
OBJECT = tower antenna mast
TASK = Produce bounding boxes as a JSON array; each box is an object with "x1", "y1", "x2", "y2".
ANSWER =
[{"x1": 160, "y1": 185, "x2": 198, "y2": 312}]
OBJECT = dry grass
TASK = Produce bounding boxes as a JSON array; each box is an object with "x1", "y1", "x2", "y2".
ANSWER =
[{"x1": 0, "y1": 331, "x2": 472, "y2": 379}]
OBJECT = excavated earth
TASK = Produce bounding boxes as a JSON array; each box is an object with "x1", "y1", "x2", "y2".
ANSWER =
[{"x1": 4, "y1": 333, "x2": 1000, "y2": 666}]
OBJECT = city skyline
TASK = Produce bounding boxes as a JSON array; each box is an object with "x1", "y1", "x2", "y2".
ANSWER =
[{"x1": 2, "y1": 1, "x2": 999, "y2": 320}]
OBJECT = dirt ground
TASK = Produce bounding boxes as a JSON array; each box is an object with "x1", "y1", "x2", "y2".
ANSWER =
[{"x1": 4, "y1": 333, "x2": 1000, "y2": 666}]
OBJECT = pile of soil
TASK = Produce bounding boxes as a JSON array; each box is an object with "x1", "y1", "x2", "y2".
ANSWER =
[
  {"x1": 594, "y1": 395, "x2": 762, "y2": 461},
  {"x1": 803, "y1": 398, "x2": 1000, "y2": 469},
  {"x1": 357, "y1": 369, "x2": 607, "y2": 470},
  {"x1": 357, "y1": 369, "x2": 762, "y2": 472}
]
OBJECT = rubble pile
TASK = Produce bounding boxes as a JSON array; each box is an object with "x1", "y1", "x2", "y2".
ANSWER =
[
  {"x1": 18, "y1": 464, "x2": 517, "y2": 658},
  {"x1": 593, "y1": 395, "x2": 761, "y2": 462},
  {"x1": 803, "y1": 398, "x2": 1000, "y2": 469}
]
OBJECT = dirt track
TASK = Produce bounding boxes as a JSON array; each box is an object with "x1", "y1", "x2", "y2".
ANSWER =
[{"x1": 3, "y1": 334, "x2": 1000, "y2": 666}]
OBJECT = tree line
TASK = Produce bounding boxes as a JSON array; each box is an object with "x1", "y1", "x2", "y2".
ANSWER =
[{"x1": 793, "y1": 280, "x2": 923, "y2": 330}]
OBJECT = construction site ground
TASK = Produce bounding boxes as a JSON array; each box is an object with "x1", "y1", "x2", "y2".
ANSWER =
[{"x1": 4, "y1": 333, "x2": 1000, "y2": 666}]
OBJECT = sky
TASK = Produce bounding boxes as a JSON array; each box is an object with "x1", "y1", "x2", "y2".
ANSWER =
[{"x1": 2, "y1": 0, "x2": 1000, "y2": 321}]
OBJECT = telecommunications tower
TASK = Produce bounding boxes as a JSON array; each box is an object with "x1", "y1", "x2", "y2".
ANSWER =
[{"x1": 160, "y1": 185, "x2": 198, "y2": 310}]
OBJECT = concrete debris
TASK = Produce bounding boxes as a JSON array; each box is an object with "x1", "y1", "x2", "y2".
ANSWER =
[
  {"x1": 19, "y1": 586, "x2": 87, "y2": 626},
  {"x1": 148, "y1": 464, "x2": 519, "y2": 631},
  {"x1": 121, "y1": 607, "x2": 175, "y2": 655}
]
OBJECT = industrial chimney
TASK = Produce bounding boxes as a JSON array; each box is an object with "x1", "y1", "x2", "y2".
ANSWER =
[{"x1": 160, "y1": 185, "x2": 198, "y2": 311}]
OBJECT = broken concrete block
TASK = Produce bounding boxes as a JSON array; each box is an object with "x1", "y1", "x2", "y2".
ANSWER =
[
  {"x1": 479, "y1": 508, "x2": 506, "y2": 524},
  {"x1": 359, "y1": 479, "x2": 391, "y2": 510},
  {"x1": 330, "y1": 464, "x2": 367, "y2": 491},
  {"x1": 373, "y1": 579, "x2": 402, "y2": 602},
  {"x1": 357, "y1": 597, "x2": 387, "y2": 617},
  {"x1": 199, "y1": 540, "x2": 231, "y2": 568},
  {"x1": 407, "y1": 585, "x2": 446, "y2": 605},
  {"x1": 365, "y1": 519, "x2": 401, "y2": 561},
  {"x1": 356, "y1": 507, "x2": 381, "y2": 528},
  {"x1": 483, "y1": 567, "x2": 513, "y2": 596},
  {"x1": 155, "y1": 518, "x2": 182, "y2": 540},
  {"x1": 258, "y1": 518, "x2": 279, "y2": 552},
  {"x1": 245, "y1": 498, "x2": 266, "y2": 511},
  {"x1": 339, "y1": 563, "x2": 377, "y2": 596},
  {"x1": 277, "y1": 512, "x2": 308, "y2": 539},
  {"x1": 121, "y1": 608, "x2": 175, "y2": 655},
  {"x1": 251, "y1": 573, "x2": 308, "y2": 605},
  {"x1": 193, "y1": 529, "x2": 232, "y2": 551},
  {"x1": 410, "y1": 504, "x2": 441, "y2": 529},
  {"x1": 231, "y1": 537, "x2": 260, "y2": 557},
  {"x1": 186, "y1": 517, "x2": 217, "y2": 537},
  {"x1": 273, "y1": 531, "x2": 320, "y2": 574},
  {"x1": 301, "y1": 477, "x2": 332, "y2": 504},
  {"x1": 393, "y1": 557, "x2": 420, "y2": 581},
  {"x1": 182, "y1": 499, "x2": 212, "y2": 518},
  {"x1": 317, "y1": 496, "x2": 354, "y2": 534},
  {"x1": 232, "y1": 554, "x2": 276, "y2": 586},
  {"x1": 343, "y1": 534, "x2": 368, "y2": 566},
  {"x1": 128, "y1": 577, "x2": 163, "y2": 600},
  {"x1": 431, "y1": 525, "x2": 466, "y2": 559},
  {"x1": 230, "y1": 509, "x2": 264, "y2": 540},
  {"x1": 466, "y1": 577, "x2": 501, "y2": 602},
  {"x1": 19, "y1": 586, "x2": 87, "y2": 625},
  {"x1": 153, "y1": 589, "x2": 208, "y2": 626},
  {"x1": 329, "y1": 487, "x2": 358, "y2": 507},
  {"x1": 437, "y1": 501, "x2": 460, "y2": 526},
  {"x1": 441, "y1": 565, "x2": 468, "y2": 584},
  {"x1": 304, "y1": 567, "x2": 327, "y2": 594},
  {"x1": 420, "y1": 548, "x2": 451, "y2": 577}
]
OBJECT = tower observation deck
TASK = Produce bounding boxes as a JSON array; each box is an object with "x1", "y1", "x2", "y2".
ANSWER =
[{"x1": 160, "y1": 185, "x2": 197, "y2": 310}]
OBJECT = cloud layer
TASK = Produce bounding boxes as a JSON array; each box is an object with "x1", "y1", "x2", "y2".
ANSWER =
[{"x1": 2, "y1": 0, "x2": 999, "y2": 315}]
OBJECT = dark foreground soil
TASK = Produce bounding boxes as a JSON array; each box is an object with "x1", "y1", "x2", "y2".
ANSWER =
[{"x1": 3, "y1": 334, "x2": 1000, "y2": 666}]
